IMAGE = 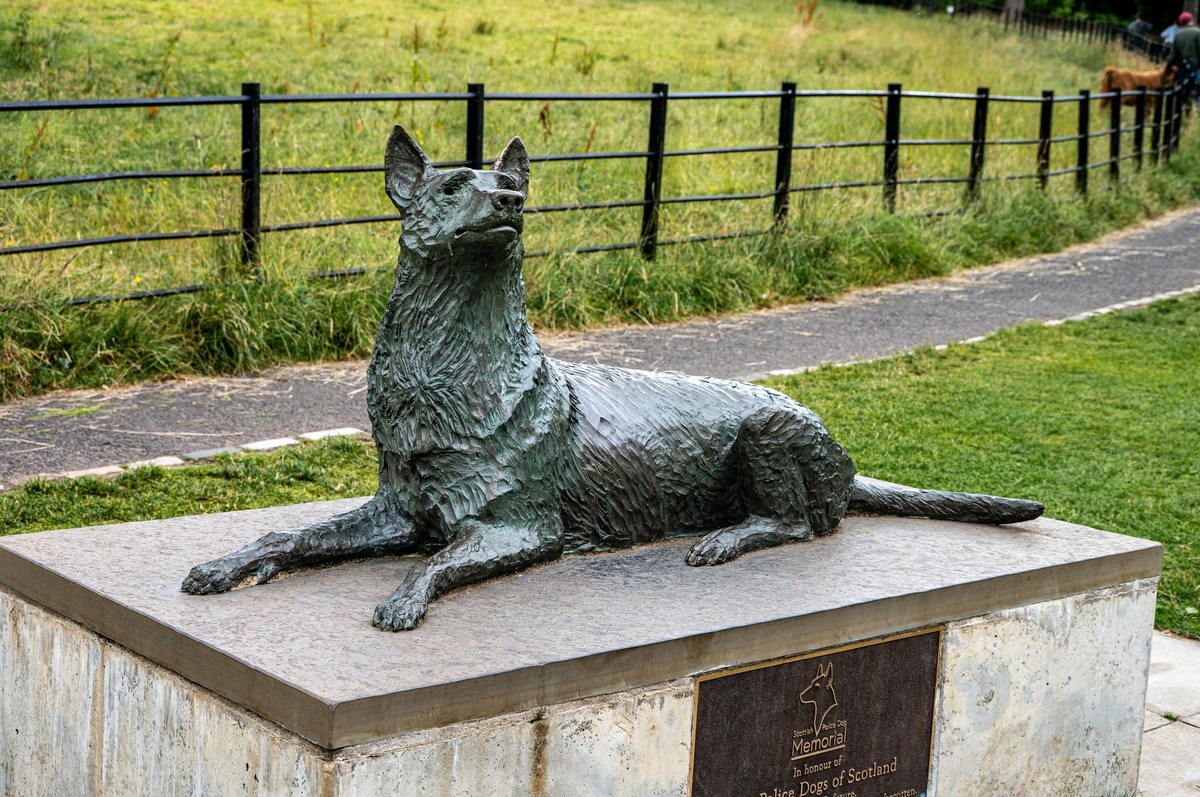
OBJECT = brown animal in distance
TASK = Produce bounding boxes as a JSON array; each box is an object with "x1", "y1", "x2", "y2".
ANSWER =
[{"x1": 1099, "y1": 64, "x2": 1177, "y2": 109}]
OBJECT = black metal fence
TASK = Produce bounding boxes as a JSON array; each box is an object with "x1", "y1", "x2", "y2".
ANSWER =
[{"x1": 0, "y1": 78, "x2": 1190, "y2": 307}]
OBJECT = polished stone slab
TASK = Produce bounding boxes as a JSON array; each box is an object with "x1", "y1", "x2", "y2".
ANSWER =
[{"x1": 0, "y1": 500, "x2": 1161, "y2": 749}]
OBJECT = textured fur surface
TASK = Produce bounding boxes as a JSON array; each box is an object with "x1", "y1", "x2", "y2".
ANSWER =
[
  {"x1": 1099, "y1": 65, "x2": 1176, "y2": 108},
  {"x1": 182, "y1": 126, "x2": 1043, "y2": 630}
]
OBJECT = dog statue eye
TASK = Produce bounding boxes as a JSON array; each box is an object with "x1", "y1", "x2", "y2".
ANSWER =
[{"x1": 442, "y1": 182, "x2": 459, "y2": 196}]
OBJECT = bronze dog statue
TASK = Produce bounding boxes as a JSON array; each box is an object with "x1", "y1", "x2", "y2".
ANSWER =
[{"x1": 183, "y1": 126, "x2": 1043, "y2": 630}]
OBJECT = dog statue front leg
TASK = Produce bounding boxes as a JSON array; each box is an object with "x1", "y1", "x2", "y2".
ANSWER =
[
  {"x1": 373, "y1": 518, "x2": 563, "y2": 631},
  {"x1": 182, "y1": 493, "x2": 419, "y2": 594}
]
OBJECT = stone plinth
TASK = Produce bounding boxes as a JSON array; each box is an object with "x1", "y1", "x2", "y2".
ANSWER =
[{"x1": 0, "y1": 499, "x2": 1160, "y2": 796}]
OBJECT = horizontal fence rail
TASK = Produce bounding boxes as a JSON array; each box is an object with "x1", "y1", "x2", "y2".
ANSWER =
[{"x1": 0, "y1": 72, "x2": 1191, "y2": 309}]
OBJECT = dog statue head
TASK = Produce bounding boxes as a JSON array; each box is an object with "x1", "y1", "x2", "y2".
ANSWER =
[{"x1": 384, "y1": 125, "x2": 529, "y2": 258}]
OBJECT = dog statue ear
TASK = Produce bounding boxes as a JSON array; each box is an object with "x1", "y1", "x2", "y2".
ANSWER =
[
  {"x1": 385, "y1": 125, "x2": 434, "y2": 213},
  {"x1": 492, "y1": 136, "x2": 529, "y2": 198}
]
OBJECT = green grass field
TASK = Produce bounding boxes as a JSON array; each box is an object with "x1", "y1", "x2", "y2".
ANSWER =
[
  {"x1": 1, "y1": 0, "x2": 1186, "y2": 300},
  {"x1": 769, "y1": 296, "x2": 1200, "y2": 639},
  {"x1": 2, "y1": 0, "x2": 1199, "y2": 405},
  {"x1": 2, "y1": 295, "x2": 1197, "y2": 638}
]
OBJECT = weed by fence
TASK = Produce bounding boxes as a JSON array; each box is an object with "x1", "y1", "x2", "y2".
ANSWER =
[{"x1": 0, "y1": 77, "x2": 1190, "y2": 308}]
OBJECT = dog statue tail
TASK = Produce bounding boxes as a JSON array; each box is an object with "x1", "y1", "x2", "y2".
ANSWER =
[{"x1": 849, "y1": 476, "x2": 1043, "y2": 525}]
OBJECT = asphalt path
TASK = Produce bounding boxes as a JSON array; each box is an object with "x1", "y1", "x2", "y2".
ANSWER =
[{"x1": 2, "y1": 207, "x2": 1198, "y2": 487}]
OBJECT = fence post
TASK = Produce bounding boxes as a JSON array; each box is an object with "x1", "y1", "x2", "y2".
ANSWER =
[
  {"x1": 1134, "y1": 87, "x2": 1147, "y2": 170},
  {"x1": 240, "y1": 82, "x2": 261, "y2": 270},
  {"x1": 967, "y1": 86, "x2": 990, "y2": 202},
  {"x1": 1169, "y1": 84, "x2": 1179, "y2": 155},
  {"x1": 1171, "y1": 83, "x2": 1184, "y2": 153},
  {"x1": 466, "y1": 83, "x2": 485, "y2": 169},
  {"x1": 1162, "y1": 87, "x2": 1174, "y2": 165},
  {"x1": 883, "y1": 83, "x2": 902, "y2": 213},
  {"x1": 1037, "y1": 90, "x2": 1054, "y2": 190},
  {"x1": 1109, "y1": 87, "x2": 1121, "y2": 184},
  {"x1": 1150, "y1": 87, "x2": 1164, "y2": 165},
  {"x1": 773, "y1": 82, "x2": 797, "y2": 223},
  {"x1": 640, "y1": 82, "x2": 669, "y2": 260},
  {"x1": 1076, "y1": 89, "x2": 1090, "y2": 194}
]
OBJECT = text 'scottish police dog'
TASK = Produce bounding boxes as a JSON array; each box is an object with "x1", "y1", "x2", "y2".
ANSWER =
[{"x1": 182, "y1": 127, "x2": 1043, "y2": 631}]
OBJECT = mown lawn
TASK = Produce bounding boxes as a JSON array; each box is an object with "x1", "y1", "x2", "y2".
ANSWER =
[
  {"x1": 0, "y1": 434, "x2": 378, "y2": 532},
  {"x1": 769, "y1": 295, "x2": 1200, "y2": 639},
  {"x1": 2, "y1": 295, "x2": 1197, "y2": 638}
]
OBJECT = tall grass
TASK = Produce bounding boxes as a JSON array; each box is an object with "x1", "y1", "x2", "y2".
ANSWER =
[
  {"x1": 1, "y1": 0, "x2": 1172, "y2": 296},
  {"x1": 1, "y1": 0, "x2": 1197, "y2": 400}
]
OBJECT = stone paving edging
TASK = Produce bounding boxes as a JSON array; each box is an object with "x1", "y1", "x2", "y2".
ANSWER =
[{"x1": 18, "y1": 427, "x2": 366, "y2": 490}]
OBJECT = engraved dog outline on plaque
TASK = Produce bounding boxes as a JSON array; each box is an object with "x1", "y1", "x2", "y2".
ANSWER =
[{"x1": 798, "y1": 662, "x2": 839, "y2": 737}]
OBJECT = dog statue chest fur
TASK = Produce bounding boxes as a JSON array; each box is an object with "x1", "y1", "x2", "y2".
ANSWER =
[{"x1": 183, "y1": 126, "x2": 1043, "y2": 630}]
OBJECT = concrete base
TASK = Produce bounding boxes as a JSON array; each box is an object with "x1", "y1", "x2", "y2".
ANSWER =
[{"x1": 0, "y1": 501, "x2": 1161, "y2": 797}]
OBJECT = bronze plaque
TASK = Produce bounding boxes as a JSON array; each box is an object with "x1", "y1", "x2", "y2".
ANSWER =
[{"x1": 691, "y1": 629, "x2": 940, "y2": 797}]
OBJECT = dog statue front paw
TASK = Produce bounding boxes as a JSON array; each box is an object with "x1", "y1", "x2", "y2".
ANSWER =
[
  {"x1": 181, "y1": 557, "x2": 281, "y2": 595},
  {"x1": 181, "y1": 559, "x2": 243, "y2": 594},
  {"x1": 685, "y1": 531, "x2": 742, "y2": 566},
  {"x1": 373, "y1": 588, "x2": 429, "y2": 631}
]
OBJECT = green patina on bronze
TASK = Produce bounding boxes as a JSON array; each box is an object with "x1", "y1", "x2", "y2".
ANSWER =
[{"x1": 182, "y1": 127, "x2": 1043, "y2": 631}]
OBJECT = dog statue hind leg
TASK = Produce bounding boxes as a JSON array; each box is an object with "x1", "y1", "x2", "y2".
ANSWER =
[{"x1": 686, "y1": 403, "x2": 856, "y2": 566}]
